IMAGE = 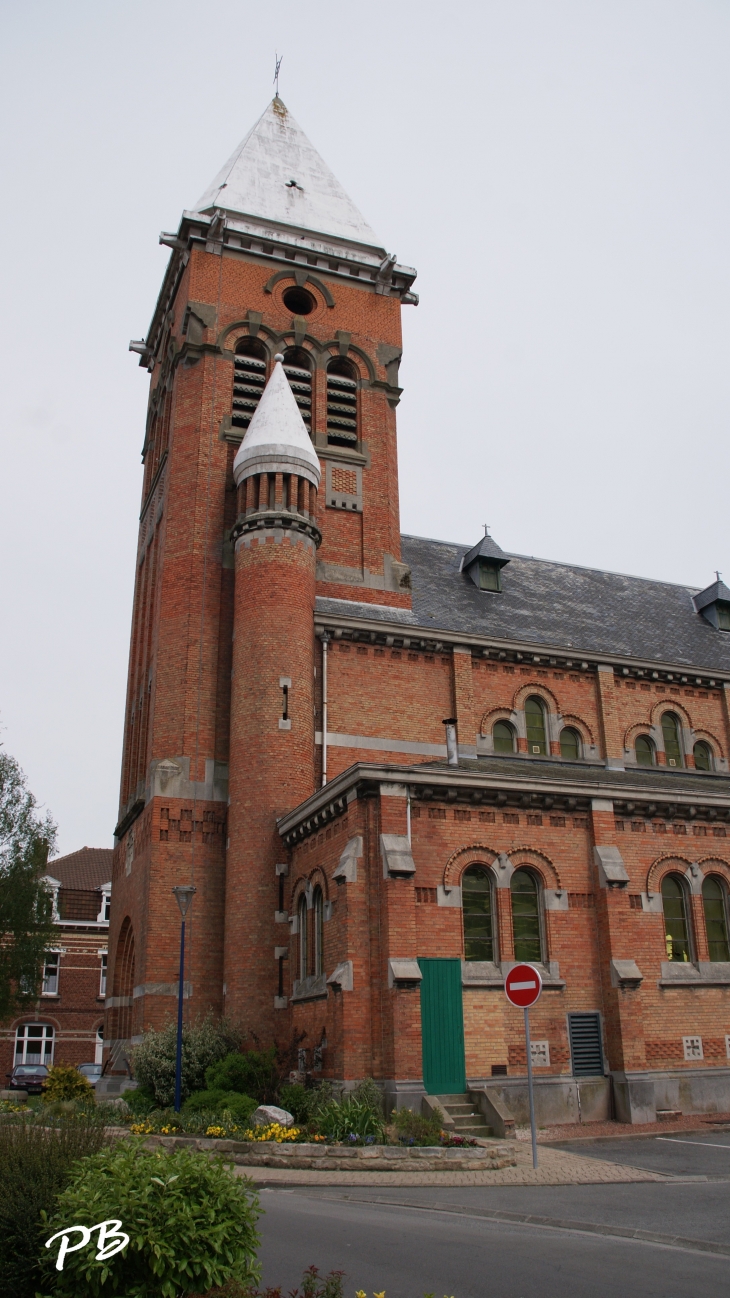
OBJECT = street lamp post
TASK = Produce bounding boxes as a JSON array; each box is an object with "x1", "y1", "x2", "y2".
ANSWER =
[{"x1": 171, "y1": 885, "x2": 196, "y2": 1113}]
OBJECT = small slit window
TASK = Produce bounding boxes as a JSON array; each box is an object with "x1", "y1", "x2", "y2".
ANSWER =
[
  {"x1": 635, "y1": 735, "x2": 656, "y2": 767},
  {"x1": 662, "y1": 874, "x2": 691, "y2": 962},
  {"x1": 693, "y1": 741, "x2": 713, "y2": 772},
  {"x1": 462, "y1": 865, "x2": 495, "y2": 962},
  {"x1": 661, "y1": 712, "x2": 684, "y2": 768},
  {"x1": 702, "y1": 877, "x2": 730, "y2": 962},
  {"x1": 232, "y1": 338, "x2": 267, "y2": 431},
  {"x1": 313, "y1": 887, "x2": 324, "y2": 978},
  {"x1": 282, "y1": 348, "x2": 312, "y2": 434},
  {"x1": 560, "y1": 728, "x2": 581, "y2": 761},
  {"x1": 326, "y1": 358, "x2": 358, "y2": 447},
  {"x1": 525, "y1": 697, "x2": 548, "y2": 756},
  {"x1": 511, "y1": 870, "x2": 543, "y2": 962},
  {"x1": 298, "y1": 894, "x2": 308, "y2": 982},
  {"x1": 493, "y1": 721, "x2": 516, "y2": 754}
]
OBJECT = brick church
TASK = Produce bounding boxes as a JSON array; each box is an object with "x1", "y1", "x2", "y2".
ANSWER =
[{"x1": 106, "y1": 96, "x2": 730, "y2": 1124}]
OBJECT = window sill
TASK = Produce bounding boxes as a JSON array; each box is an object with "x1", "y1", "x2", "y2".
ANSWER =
[
  {"x1": 291, "y1": 973, "x2": 328, "y2": 1003},
  {"x1": 462, "y1": 960, "x2": 565, "y2": 989},
  {"x1": 660, "y1": 961, "x2": 730, "y2": 986},
  {"x1": 41, "y1": 993, "x2": 60, "y2": 999}
]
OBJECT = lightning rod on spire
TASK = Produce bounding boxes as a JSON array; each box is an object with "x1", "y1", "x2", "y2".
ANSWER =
[{"x1": 274, "y1": 53, "x2": 283, "y2": 97}]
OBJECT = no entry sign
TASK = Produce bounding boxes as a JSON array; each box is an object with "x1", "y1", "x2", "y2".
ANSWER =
[{"x1": 504, "y1": 963, "x2": 542, "y2": 1008}]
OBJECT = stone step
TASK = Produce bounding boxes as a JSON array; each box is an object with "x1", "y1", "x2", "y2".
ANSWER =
[
  {"x1": 444, "y1": 1104, "x2": 475, "y2": 1117},
  {"x1": 452, "y1": 1114, "x2": 483, "y2": 1128}
]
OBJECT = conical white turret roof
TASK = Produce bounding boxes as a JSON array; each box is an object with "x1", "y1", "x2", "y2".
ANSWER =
[
  {"x1": 192, "y1": 98, "x2": 382, "y2": 249},
  {"x1": 232, "y1": 356, "x2": 321, "y2": 490}
]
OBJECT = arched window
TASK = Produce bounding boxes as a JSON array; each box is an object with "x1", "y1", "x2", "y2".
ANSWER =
[
  {"x1": 462, "y1": 866, "x2": 495, "y2": 962},
  {"x1": 326, "y1": 357, "x2": 358, "y2": 447},
  {"x1": 635, "y1": 735, "x2": 656, "y2": 767},
  {"x1": 312, "y1": 887, "x2": 324, "y2": 977},
  {"x1": 511, "y1": 870, "x2": 542, "y2": 962},
  {"x1": 661, "y1": 713, "x2": 683, "y2": 768},
  {"x1": 493, "y1": 721, "x2": 516, "y2": 754},
  {"x1": 298, "y1": 894, "x2": 308, "y2": 981},
  {"x1": 693, "y1": 741, "x2": 713, "y2": 772},
  {"x1": 283, "y1": 348, "x2": 312, "y2": 434},
  {"x1": 662, "y1": 874, "x2": 691, "y2": 962},
  {"x1": 525, "y1": 697, "x2": 547, "y2": 756},
  {"x1": 560, "y1": 728, "x2": 581, "y2": 761},
  {"x1": 702, "y1": 877, "x2": 730, "y2": 962},
  {"x1": 15, "y1": 1023, "x2": 54, "y2": 1066},
  {"x1": 232, "y1": 337, "x2": 268, "y2": 432}
]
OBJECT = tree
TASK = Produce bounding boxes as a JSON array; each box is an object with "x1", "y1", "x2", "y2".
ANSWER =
[{"x1": 0, "y1": 749, "x2": 57, "y2": 1021}]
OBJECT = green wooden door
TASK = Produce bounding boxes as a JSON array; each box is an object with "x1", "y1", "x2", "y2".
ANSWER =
[{"x1": 418, "y1": 958, "x2": 466, "y2": 1095}]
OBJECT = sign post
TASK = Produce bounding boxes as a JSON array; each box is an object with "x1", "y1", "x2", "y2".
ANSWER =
[{"x1": 504, "y1": 963, "x2": 543, "y2": 1169}]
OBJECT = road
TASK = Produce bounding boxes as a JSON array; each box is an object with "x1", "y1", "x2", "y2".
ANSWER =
[{"x1": 256, "y1": 1133, "x2": 730, "y2": 1297}]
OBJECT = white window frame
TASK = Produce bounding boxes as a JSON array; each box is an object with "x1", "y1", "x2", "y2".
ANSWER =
[
  {"x1": 97, "y1": 884, "x2": 112, "y2": 924},
  {"x1": 42, "y1": 951, "x2": 61, "y2": 996},
  {"x1": 95, "y1": 1025, "x2": 104, "y2": 1065},
  {"x1": 99, "y1": 952, "x2": 108, "y2": 998},
  {"x1": 15, "y1": 1023, "x2": 54, "y2": 1065}
]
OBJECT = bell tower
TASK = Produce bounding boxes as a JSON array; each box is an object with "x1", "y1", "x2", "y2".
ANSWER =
[{"x1": 107, "y1": 96, "x2": 417, "y2": 1059}]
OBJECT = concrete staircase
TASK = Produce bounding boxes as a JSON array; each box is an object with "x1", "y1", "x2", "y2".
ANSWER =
[{"x1": 437, "y1": 1093, "x2": 492, "y2": 1139}]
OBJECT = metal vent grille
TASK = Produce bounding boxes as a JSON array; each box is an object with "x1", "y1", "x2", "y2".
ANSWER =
[
  {"x1": 327, "y1": 372, "x2": 357, "y2": 445},
  {"x1": 283, "y1": 362, "x2": 312, "y2": 432},
  {"x1": 568, "y1": 1013, "x2": 604, "y2": 1077},
  {"x1": 232, "y1": 354, "x2": 266, "y2": 430}
]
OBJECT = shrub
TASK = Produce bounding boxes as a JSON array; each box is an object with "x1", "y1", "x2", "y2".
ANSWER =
[
  {"x1": 197, "y1": 1265, "x2": 345, "y2": 1297},
  {"x1": 123, "y1": 1084, "x2": 157, "y2": 1116},
  {"x1": 277, "y1": 1082, "x2": 315, "y2": 1123},
  {"x1": 0, "y1": 1115, "x2": 107, "y2": 1298},
  {"x1": 132, "y1": 1015, "x2": 242, "y2": 1108},
  {"x1": 184, "y1": 1090, "x2": 257, "y2": 1123},
  {"x1": 391, "y1": 1107, "x2": 443, "y2": 1146},
  {"x1": 206, "y1": 1049, "x2": 279, "y2": 1105},
  {"x1": 39, "y1": 1141, "x2": 261, "y2": 1297},
  {"x1": 42, "y1": 1063, "x2": 95, "y2": 1105}
]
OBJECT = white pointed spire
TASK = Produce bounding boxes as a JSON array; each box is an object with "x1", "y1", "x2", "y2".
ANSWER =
[
  {"x1": 192, "y1": 98, "x2": 382, "y2": 249},
  {"x1": 232, "y1": 356, "x2": 321, "y2": 490}
]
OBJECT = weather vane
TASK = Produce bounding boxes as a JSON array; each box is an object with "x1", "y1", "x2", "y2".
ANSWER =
[{"x1": 274, "y1": 53, "x2": 283, "y2": 96}]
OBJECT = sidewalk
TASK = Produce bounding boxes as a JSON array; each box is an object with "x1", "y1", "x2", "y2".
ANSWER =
[{"x1": 233, "y1": 1139, "x2": 667, "y2": 1187}]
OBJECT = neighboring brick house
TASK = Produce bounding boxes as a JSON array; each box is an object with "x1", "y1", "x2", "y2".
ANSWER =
[
  {"x1": 107, "y1": 95, "x2": 730, "y2": 1124},
  {"x1": 0, "y1": 847, "x2": 111, "y2": 1079}
]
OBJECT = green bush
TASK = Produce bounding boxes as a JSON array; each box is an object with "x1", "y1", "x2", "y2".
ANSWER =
[
  {"x1": 205, "y1": 1049, "x2": 279, "y2": 1105},
  {"x1": 391, "y1": 1107, "x2": 443, "y2": 1146},
  {"x1": 39, "y1": 1142, "x2": 261, "y2": 1297},
  {"x1": 184, "y1": 1090, "x2": 257, "y2": 1123},
  {"x1": 277, "y1": 1082, "x2": 316, "y2": 1123},
  {"x1": 132, "y1": 1016, "x2": 242, "y2": 1108},
  {"x1": 123, "y1": 1084, "x2": 157, "y2": 1116},
  {"x1": 0, "y1": 1115, "x2": 107, "y2": 1298},
  {"x1": 315, "y1": 1096, "x2": 385, "y2": 1143},
  {"x1": 42, "y1": 1063, "x2": 95, "y2": 1104}
]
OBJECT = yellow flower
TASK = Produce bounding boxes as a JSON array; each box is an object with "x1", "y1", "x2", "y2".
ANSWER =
[
  {"x1": 356, "y1": 1291, "x2": 367, "y2": 1297},
  {"x1": 374, "y1": 1291, "x2": 386, "y2": 1297},
  {"x1": 206, "y1": 1126, "x2": 226, "y2": 1137}
]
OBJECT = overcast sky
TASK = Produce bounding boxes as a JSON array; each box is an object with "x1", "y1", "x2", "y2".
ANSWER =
[{"x1": 1, "y1": 1, "x2": 728, "y2": 857}]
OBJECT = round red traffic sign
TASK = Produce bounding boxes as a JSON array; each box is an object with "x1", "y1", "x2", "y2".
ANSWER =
[{"x1": 504, "y1": 963, "x2": 542, "y2": 1008}]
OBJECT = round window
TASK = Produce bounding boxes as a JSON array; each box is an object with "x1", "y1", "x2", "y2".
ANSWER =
[{"x1": 283, "y1": 286, "x2": 316, "y2": 316}]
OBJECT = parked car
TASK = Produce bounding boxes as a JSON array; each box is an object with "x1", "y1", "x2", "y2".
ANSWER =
[
  {"x1": 77, "y1": 1063, "x2": 103, "y2": 1088},
  {"x1": 5, "y1": 1064, "x2": 49, "y2": 1094}
]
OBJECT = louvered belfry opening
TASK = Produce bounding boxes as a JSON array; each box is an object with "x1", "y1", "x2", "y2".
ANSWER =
[
  {"x1": 326, "y1": 357, "x2": 358, "y2": 447},
  {"x1": 282, "y1": 347, "x2": 313, "y2": 434},
  {"x1": 568, "y1": 1012, "x2": 605, "y2": 1077},
  {"x1": 232, "y1": 337, "x2": 268, "y2": 431}
]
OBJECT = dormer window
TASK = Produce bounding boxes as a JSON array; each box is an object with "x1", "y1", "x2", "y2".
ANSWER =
[
  {"x1": 479, "y1": 561, "x2": 502, "y2": 592},
  {"x1": 693, "y1": 578, "x2": 730, "y2": 631},
  {"x1": 461, "y1": 532, "x2": 510, "y2": 591}
]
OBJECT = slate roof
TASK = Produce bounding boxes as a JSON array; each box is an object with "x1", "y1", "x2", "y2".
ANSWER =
[
  {"x1": 192, "y1": 98, "x2": 383, "y2": 250},
  {"x1": 419, "y1": 754, "x2": 730, "y2": 799},
  {"x1": 318, "y1": 536, "x2": 730, "y2": 675},
  {"x1": 46, "y1": 847, "x2": 113, "y2": 891}
]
